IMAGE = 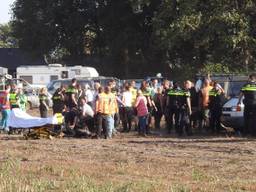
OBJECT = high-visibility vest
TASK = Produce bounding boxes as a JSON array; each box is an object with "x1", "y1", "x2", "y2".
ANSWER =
[
  {"x1": 55, "y1": 113, "x2": 64, "y2": 124},
  {"x1": 241, "y1": 82, "x2": 256, "y2": 105},
  {"x1": 9, "y1": 93, "x2": 19, "y2": 108},
  {"x1": 96, "y1": 93, "x2": 117, "y2": 115}
]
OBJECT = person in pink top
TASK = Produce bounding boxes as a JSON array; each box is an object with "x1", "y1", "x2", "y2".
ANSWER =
[{"x1": 135, "y1": 90, "x2": 148, "y2": 136}]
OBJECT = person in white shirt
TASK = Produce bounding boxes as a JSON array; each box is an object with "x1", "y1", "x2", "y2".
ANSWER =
[
  {"x1": 84, "y1": 84, "x2": 94, "y2": 107},
  {"x1": 121, "y1": 84, "x2": 133, "y2": 132},
  {"x1": 80, "y1": 97, "x2": 94, "y2": 132}
]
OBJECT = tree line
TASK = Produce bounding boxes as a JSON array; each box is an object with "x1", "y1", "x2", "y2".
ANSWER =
[{"x1": 3, "y1": 0, "x2": 256, "y2": 78}]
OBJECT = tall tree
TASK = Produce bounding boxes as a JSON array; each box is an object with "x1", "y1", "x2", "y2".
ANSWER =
[
  {"x1": 153, "y1": 0, "x2": 256, "y2": 75},
  {"x1": 0, "y1": 23, "x2": 18, "y2": 48}
]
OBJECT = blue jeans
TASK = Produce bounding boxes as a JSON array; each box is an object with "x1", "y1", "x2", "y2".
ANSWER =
[
  {"x1": 1, "y1": 109, "x2": 10, "y2": 131},
  {"x1": 104, "y1": 115, "x2": 114, "y2": 138},
  {"x1": 138, "y1": 115, "x2": 147, "y2": 134}
]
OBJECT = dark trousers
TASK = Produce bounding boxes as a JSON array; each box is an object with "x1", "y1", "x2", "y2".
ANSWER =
[
  {"x1": 166, "y1": 106, "x2": 180, "y2": 133},
  {"x1": 154, "y1": 110, "x2": 162, "y2": 129},
  {"x1": 96, "y1": 113, "x2": 107, "y2": 137},
  {"x1": 244, "y1": 106, "x2": 256, "y2": 136},
  {"x1": 40, "y1": 108, "x2": 48, "y2": 118},
  {"x1": 179, "y1": 109, "x2": 192, "y2": 136},
  {"x1": 121, "y1": 107, "x2": 133, "y2": 131},
  {"x1": 209, "y1": 108, "x2": 222, "y2": 133}
]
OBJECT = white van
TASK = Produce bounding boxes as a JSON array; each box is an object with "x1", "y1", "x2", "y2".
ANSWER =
[{"x1": 16, "y1": 64, "x2": 99, "y2": 86}]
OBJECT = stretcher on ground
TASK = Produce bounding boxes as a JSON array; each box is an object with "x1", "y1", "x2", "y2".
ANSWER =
[{"x1": 7, "y1": 108, "x2": 64, "y2": 139}]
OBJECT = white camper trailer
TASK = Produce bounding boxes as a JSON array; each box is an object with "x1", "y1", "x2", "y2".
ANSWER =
[
  {"x1": 16, "y1": 64, "x2": 99, "y2": 85},
  {"x1": 0, "y1": 67, "x2": 8, "y2": 76}
]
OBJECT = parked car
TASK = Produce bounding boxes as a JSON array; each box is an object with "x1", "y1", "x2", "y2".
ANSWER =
[
  {"x1": 222, "y1": 97, "x2": 244, "y2": 128},
  {"x1": 221, "y1": 80, "x2": 246, "y2": 129}
]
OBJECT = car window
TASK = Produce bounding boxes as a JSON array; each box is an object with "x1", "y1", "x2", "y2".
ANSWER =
[
  {"x1": 227, "y1": 81, "x2": 246, "y2": 97},
  {"x1": 53, "y1": 81, "x2": 61, "y2": 90}
]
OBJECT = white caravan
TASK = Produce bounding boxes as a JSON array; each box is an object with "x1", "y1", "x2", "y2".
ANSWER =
[
  {"x1": 0, "y1": 67, "x2": 8, "y2": 76},
  {"x1": 16, "y1": 64, "x2": 99, "y2": 86}
]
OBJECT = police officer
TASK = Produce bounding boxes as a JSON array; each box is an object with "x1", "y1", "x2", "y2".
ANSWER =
[
  {"x1": 208, "y1": 82, "x2": 224, "y2": 134},
  {"x1": 65, "y1": 78, "x2": 78, "y2": 109},
  {"x1": 65, "y1": 78, "x2": 79, "y2": 131},
  {"x1": 238, "y1": 73, "x2": 256, "y2": 136},
  {"x1": 178, "y1": 81, "x2": 192, "y2": 136},
  {"x1": 9, "y1": 86, "x2": 20, "y2": 109},
  {"x1": 52, "y1": 86, "x2": 66, "y2": 132},
  {"x1": 52, "y1": 85, "x2": 65, "y2": 114},
  {"x1": 166, "y1": 82, "x2": 181, "y2": 134}
]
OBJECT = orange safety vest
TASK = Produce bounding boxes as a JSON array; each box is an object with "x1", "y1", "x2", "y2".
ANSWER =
[{"x1": 96, "y1": 92, "x2": 118, "y2": 115}]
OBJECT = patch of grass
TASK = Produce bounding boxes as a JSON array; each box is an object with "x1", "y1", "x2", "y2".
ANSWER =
[
  {"x1": 0, "y1": 157, "x2": 163, "y2": 192},
  {"x1": 169, "y1": 184, "x2": 190, "y2": 192},
  {"x1": 192, "y1": 168, "x2": 205, "y2": 182}
]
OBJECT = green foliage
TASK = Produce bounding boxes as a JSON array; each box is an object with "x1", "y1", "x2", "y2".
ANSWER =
[
  {"x1": 0, "y1": 23, "x2": 18, "y2": 48},
  {"x1": 201, "y1": 63, "x2": 230, "y2": 74},
  {"x1": 10, "y1": 0, "x2": 256, "y2": 78}
]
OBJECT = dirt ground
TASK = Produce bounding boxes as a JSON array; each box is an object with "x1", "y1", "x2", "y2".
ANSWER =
[{"x1": 0, "y1": 109, "x2": 256, "y2": 192}]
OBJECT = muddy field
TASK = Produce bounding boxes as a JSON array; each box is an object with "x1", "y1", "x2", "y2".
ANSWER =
[{"x1": 0, "y1": 110, "x2": 256, "y2": 192}]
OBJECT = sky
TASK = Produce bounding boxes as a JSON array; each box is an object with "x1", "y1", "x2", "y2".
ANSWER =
[{"x1": 0, "y1": 0, "x2": 16, "y2": 24}]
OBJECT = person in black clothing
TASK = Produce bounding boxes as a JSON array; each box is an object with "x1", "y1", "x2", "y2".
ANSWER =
[
  {"x1": 65, "y1": 78, "x2": 79, "y2": 131},
  {"x1": 209, "y1": 81, "x2": 224, "y2": 134},
  {"x1": 178, "y1": 81, "x2": 192, "y2": 136},
  {"x1": 52, "y1": 85, "x2": 65, "y2": 114},
  {"x1": 186, "y1": 81, "x2": 199, "y2": 129},
  {"x1": 39, "y1": 87, "x2": 49, "y2": 118},
  {"x1": 52, "y1": 85, "x2": 66, "y2": 131},
  {"x1": 238, "y1": 73, "x2": 256, "y2": 136},
  {"x1": 166, "y1": 82, "x2": 181, "y2": 134},
  {"x1": 153, "y1": 87, "x2": 164, "y2": 129}
]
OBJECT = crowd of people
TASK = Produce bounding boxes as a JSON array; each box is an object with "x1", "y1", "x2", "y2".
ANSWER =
[{"x1": 2, "y1": 74, "x2": 255, "y2": 138}]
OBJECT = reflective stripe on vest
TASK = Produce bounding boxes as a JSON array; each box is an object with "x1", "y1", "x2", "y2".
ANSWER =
[
  {"x1": 209, "y1": 89, "x2": 220, "y2": 97},
  {"x1": 142, "y1": 90, "x2": 151, "y2": 96},
  {"x1": 168, "y1": 89, "x2": 190, "y2": 97},
  {"x1": 66, "y1": 86, "x2": 78, "y2": 94},
  {"x1": 53, "y1": 96, "x2": 61, "y2": 100},
  {"x1": 241, "y1": 84, "x2": 256, "y2": 91},
  {"x1": 39, "y1": 95, "x2": 48, "y2": 102}
]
